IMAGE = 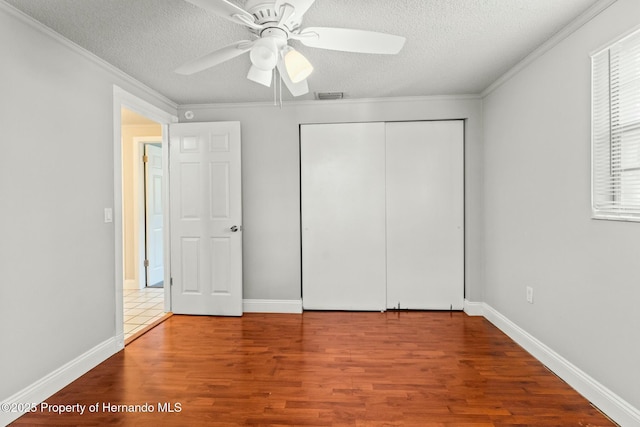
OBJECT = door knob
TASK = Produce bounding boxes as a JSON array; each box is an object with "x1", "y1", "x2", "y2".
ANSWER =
[{"x1": 230, "y1": 225, "x2": 239, "y2": 232}]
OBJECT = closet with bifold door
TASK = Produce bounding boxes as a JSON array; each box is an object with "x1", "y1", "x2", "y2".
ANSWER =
[{"x1": 301, "y1": 120, "x2": 464, "y2": 311}]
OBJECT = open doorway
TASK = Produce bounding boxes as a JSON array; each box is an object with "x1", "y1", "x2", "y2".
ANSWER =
[
  {"x1": 113, "y1": 86, "x2": 176, "y2": 349},
  {"x1": 121, "y1": 107, "x2": 169, "y2": 343}
]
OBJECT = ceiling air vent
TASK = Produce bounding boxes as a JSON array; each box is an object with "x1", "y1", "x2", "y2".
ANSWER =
[{"x1": 315, "y1": 92, "x2": 344, "y2": 100}]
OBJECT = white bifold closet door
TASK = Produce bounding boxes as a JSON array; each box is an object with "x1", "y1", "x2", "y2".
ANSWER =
[
  {"x1": 300, "y1": 123, "x2": 387, "y2": 310},
  {"x1": 385, "y1": 121, "x2": 463, "y2": 310},
  {"x1": 301, "y1": 120, "x2": 463, "y2": 311}
]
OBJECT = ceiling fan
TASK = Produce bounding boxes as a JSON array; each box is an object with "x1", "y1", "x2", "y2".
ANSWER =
[{"x1": 175, "y1": 0, "x2": 406, "y2": 97}]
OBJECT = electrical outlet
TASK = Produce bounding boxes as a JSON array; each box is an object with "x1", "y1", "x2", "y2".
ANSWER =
[{"x1": 526, "y1": 286, "x2": 534, "y2": 304}]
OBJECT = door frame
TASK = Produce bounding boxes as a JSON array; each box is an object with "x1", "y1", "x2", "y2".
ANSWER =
[{"x1": 113, "y1": 86, "x2": 177, "y2": 349}]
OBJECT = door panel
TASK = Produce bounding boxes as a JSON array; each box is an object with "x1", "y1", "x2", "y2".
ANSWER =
[
  {"x1": 179, "y1": 163, "x2": 200, "y2": 219},
  {"x1": 210, "y1": 237, "x2": 231, "y2": 293},
  {"x1": 301, "y1": 123, "x2": 387, "y2": 311},
  {"x1": 144, "y1": 144, "x2": 164, "y2": 286},
  {"x1": 169, "y1": 122, "x2": 242, "y2": 316},
  {"x1": 209, "y1": 162, "x2": 230, "y2": 218},
  {"x1": 180, "y1": 237, "x2": 201, "y2": 293},
  {"x1": 385, "y1": 120, "x2": 464, "y2": 310}
]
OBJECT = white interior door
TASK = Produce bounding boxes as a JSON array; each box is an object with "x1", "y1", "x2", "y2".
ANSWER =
[
  {"x1": 385, "y1": 120, "x2": 464, "y2": 310},
  {"x1": 169, "y1": 122, "x2": 242, "y2": 316},
  {"x1": 301, "y1": 123, "x2": 387, "y2": 310},
  {"x1": 144, "y1": 144, "x2": 164, "y2": 287}
]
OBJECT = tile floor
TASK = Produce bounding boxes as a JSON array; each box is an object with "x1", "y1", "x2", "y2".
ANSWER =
[{"x1": 124, "y1": 287, "x2": 166, "y2": 341}]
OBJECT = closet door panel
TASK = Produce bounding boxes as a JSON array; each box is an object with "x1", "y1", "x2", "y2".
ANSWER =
[
  {"x1": 385, "y1": 121, "x2": 464, "y2": 310},
  {"x1": 301, "y1": 123, "x2": 387, "y2": 310}
]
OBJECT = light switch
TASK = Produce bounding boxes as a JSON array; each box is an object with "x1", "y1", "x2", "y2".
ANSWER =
[{"x1": 104, "y1": 208, "x2": 113, "y2": 223}]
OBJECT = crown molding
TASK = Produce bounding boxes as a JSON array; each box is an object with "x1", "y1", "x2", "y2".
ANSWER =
[
  {"x1": 0, "y1": 0, "x2": 178, "y2": 112},
  {"x1": 179, "y1": 94, "x2": 482, "y2": 111},
  {"x1": 480, "y1": 0, "x2": 617, "y2": 98}
]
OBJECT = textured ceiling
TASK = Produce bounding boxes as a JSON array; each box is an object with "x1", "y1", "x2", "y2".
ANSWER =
[{"x1": 5, "y1": 0, "x2": 601, "y2": 105}]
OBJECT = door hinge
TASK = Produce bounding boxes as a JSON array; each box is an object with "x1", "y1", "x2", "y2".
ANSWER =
[
  {"x1": 144, "y1": 259, "x2": 149, "y2": 268},
  {"x1": 143, "y1": 155, "x2": 149, "y2": 163},
  {"x1": 170, "y1": 277, "x2": 173, "y2": 286}
]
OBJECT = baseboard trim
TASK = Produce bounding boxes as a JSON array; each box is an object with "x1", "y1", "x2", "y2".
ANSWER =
[
  {"x1": 123, "y1": 279, "x2": 138, "y2": 290},
  {"x1": 243, "y1": 299, "x2": 303, "y2": 314},
  {"x1": 463, "y1": 299, "x2": 485, "y2": 316},
  {"x1": 474, "y1": 302, "x2": 640, "y2": 427},
  {"x1": 0, "y1": 337, "x2": 120, "y2": 426}
]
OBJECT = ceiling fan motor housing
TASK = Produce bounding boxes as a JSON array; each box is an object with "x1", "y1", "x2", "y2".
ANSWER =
[{"x1": 244, "y1": 0, "x2": 302, "y2": 33}]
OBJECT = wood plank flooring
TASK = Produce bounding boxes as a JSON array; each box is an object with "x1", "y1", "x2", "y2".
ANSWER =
[{"x1": 12, "y1": 312, "x2": 615, "y2": 426}]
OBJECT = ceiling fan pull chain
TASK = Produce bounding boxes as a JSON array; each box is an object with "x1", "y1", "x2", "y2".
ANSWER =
[
  {"x1": 273, "y1": 69, "x2": 277, "y2": 106},
  {"x1": 279, "y1": 70, "x2": 283, "y2": 109}
]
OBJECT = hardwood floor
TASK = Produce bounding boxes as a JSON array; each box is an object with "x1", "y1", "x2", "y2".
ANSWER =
[{"x1": 12, "y1": 312, "x2": 615, "y2": 426}]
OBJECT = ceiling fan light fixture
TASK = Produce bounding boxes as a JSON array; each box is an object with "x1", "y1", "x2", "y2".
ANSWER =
[
  {"x1": 247, "y1": 65, "x2": 273, "y2": 87},
  {"x1": 249, "y1": 37, "x2": 278, "y2": 71},
  {"x1": 283, "y1": 47, "x2": 313, "y2": 83}
]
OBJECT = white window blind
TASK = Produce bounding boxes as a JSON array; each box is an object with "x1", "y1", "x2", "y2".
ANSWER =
[{"x1": 592, "y1": 28, "x2": 640, "y2": 221}]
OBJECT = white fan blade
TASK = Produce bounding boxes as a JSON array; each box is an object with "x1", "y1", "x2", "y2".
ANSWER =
[
  {"x1": 175, "y1": 41, "x2": 253, "y2": 75},
  {"x1": 297, "y1": 27, "x2": 405, "y2": 54},
  {"x1": 275, "y1": 0, "x2": 316, "y2": 18},
  {"x1": 277, "y1": 57, "x2": 309, "y2": 97},
  {"x1": 184, "y1": 0, "x2": 256, "y2": 27}
]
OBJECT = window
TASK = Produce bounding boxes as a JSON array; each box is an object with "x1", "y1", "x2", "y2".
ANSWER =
[{"x1": 592, "y1": 27, "x2": 640, "y2": 221}]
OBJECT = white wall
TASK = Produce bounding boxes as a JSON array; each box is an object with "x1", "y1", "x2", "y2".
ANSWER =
[
  {"x1": 0, "y1": 4, "x2": 175, "y2": 405},
  {"x1": 483, "y1": 0, "x2": 640, "y2": 411},
  {"x1": 178, "y1": 97, "x2": 484, "y2": 303}
]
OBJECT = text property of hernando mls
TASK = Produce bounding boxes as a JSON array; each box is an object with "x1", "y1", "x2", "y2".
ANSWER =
[{"x1": 1, "y1": 402, "x2": 182, "y2": 415}]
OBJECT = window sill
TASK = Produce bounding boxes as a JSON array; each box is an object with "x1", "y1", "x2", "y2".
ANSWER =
[{"x1": 591, "y1": 212, "x2": 640, "y2": 223}]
